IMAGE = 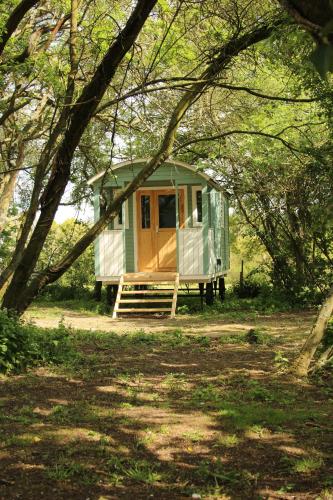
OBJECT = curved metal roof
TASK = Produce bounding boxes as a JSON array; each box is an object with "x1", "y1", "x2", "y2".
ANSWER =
[{"x1": 87, "y1": 157, "x2": 224, "y2": 192}]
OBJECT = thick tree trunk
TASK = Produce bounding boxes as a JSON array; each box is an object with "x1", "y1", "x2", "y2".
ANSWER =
[
  {"x1": 292, "y1": 285, "x2": 333, "y2": 377},
  {"x1": 0, "y1": 171, "x2": 18, "y2": 233},
  {"x1": 0, "y1": 140, "x2": 25, "y2": 234},
  {"x1": 5, "y1": 17, "x2": 284, "y2": 315}
]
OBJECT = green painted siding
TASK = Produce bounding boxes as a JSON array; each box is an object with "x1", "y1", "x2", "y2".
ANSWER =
[{"x1": 224, "y1": 196, "x2": 230, "y2": 270}]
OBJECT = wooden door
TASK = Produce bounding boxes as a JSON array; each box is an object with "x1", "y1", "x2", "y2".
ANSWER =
[
  {"x1": 136, "y1": 190, "x2": 155, "y2": 272},
  {"x1": 136, "y1": 189, "x2": 184, "y2": 272}
]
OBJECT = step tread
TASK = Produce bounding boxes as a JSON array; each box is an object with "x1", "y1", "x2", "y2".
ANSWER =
[
  {"x1": 117, "y1": 308, "x2": 172, "y2": 313},
  {"x1": 119, "y1": 299, "x2": 173, "y2": 303}
]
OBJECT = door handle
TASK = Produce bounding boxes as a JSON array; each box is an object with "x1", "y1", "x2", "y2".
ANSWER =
[{"x1": 156, "y1": 225, "x2": 158, "y2": 233}]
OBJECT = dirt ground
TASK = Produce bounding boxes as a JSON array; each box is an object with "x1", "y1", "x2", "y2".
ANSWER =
[
  {"x1": 1, "y1": 309, "x2": 332, "y2": 499},
  {"x1": 25, "y1": 307, "x2": 316, "y2": 341}
]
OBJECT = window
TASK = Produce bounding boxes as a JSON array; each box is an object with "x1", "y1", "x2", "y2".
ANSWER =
[
  {"x1": 113, "y1": 190, "x2": 129, "y2": 229},
  {"x1": 192, "y1": 186, "x2": 203, "y2": 226},
  {"x1": 141, "y1": 195, "x2": 151, "y2": 229},
  {"x1": 158, "y1": 194, "x2": 176, "y2": 228}
]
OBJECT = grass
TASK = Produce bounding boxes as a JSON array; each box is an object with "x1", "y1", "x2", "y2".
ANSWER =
[
  {"x1": 293, "y1": 457, "x2": 324, "y2": 474},
  {"x1": 1, "y1": 301, "x2": 332, "y2": 499}
]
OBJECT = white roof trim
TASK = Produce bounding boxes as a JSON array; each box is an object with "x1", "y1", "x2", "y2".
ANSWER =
[{"x1": 87, "y1": 157, "x2": 223, "y2": 191}]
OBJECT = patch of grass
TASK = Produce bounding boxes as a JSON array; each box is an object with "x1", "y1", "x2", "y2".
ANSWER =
[
  {"x1": 293, "y1": 457, "x2": 323, "y2": 474},
  {"x1": 219, "y1": 334, "x2": 246, "y2": 345},
  {"x1": 107, "y1": 456, "x2": 162, "y2": 485},
  {"x1": 49, "y1": 401, "x2": 98, "y2": 425},
  {"x1": 219, "y1": 330, "x2": 275, "y2": 346},
  {"x1": 4, "y1": 433, "x2": 41, "y2": 447},
  {"x1": 217, "y1": 401, "x2": 322, "y2": 431},
  {"x1": 136, "y1": 429, "x2": 157, "y2": 448},
  {"x1": 46, "y1": 461, "x2": 98, "y2": 484},
  {"x1": 163, "y1": 372, "x2": 188, "y2": 393},
  {"x1": 191, "y1": 384, "x2": 222, "y2": 406},
  {"x1": 194, "y1": 335, "x2": 211, "y2": 347},
  {"x1": 196, "y1": 459, "x2": 243, "y2": 486},
  {"x1": 215, "y1": 433, "x2": 240, "y2": 448},
  {"x1": 183, "y1": 430, "x2": 204, "y2": 442},
  {"x1": 125, "y1": 459, "x2": 162, "y2": 484}
]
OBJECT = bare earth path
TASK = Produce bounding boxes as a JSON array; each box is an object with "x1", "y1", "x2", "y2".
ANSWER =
[{"x1": 25, "y1": 306, "x2": 315, "y2": 343}]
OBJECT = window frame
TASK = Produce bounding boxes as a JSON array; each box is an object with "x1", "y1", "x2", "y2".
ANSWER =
[
  {"x1": 113, "y1": 189, "x2": 129, "y2": 230},
  {"x1": 192, "y1": 185, "x2": 203, "y2": 227}
]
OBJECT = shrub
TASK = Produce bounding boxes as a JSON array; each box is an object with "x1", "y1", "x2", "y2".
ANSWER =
[
  {"x1": 39, "y1": 284, "x2": 92, "y2": 301},
  {"x1": 244, "y1": 328, "x2": 270, "y2": 345},
  {"x1": 0, "y1": 309, "x2": 79, "y2": 374},
  {"x1": 0, "y1": 310, "x2": 31, "y2": 373},
  {"x1": 233, "y1": 278, "x2": 262, "y2": 298}
]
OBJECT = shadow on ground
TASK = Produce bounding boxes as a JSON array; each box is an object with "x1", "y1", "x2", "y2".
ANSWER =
[{"x1": 0, "y1": 328, "x2": 332, "y2": 499}]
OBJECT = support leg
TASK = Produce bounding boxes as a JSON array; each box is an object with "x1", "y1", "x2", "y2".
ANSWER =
[
  {"x1": 106, "y1": 285, "x2": 113, "y2": 306},
  {"x1": 214, "y1": 280, "x2": 217, "y2": 297},
  {"x1": 219, "y1": 277, "x2": 226, "y2": 302},
  {"x1": 206, "y1": 282, "x2": 214, "y2": 305},
  {"x1": 112, "y1": 285, "x2": 119, "y2": 301},
  {"x1": 93, "y1": 281, "x2": 102, "y2": 301},
  {"x1": 199, "y1": 283, "x2": 204, "y2": 310}
]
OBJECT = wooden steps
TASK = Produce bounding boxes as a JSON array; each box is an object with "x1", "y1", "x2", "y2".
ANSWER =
[{"x1": 112, "y1": 272, "x2": 179, "y2": 319}]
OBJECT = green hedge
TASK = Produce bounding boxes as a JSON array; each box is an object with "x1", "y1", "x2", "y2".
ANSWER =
[{"x1": 0, "y1": 309, "x2": 79, "y2": 374}]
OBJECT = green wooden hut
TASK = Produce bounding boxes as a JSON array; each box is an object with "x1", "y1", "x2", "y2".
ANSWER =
[{"x1": 88, "y1": 158, "x2": 230, "y2": 313}]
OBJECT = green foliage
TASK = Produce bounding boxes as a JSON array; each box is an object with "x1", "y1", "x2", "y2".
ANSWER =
[
  {"x1": 0, "y1": 309, "x2": 79, "y2": 374},
  {"x1": 37, "y1": 219, "x2": 94, "y2": 291},
  {"x1": 233, "y1": 278, "x2": 261, "y2": 298},
  {"x1": 106, "y1": 456, "x2": 162, "y2": 485},
  {"x1": 322, "y1": 319, "x2": 333, "y2": 350},
  {"x1": 244, "y1": 328, "x2": 269, "y2": 345}
]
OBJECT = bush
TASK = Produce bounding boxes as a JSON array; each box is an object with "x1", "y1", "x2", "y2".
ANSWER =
[
  {"x1": 39, "y1": 284, "x2": 92, "y2": 301},
  {"x1": 233, "y1": 278, "x2": 262, "y2": 298},
  {"x1": 0, "y1": 309, "x2": 79, "y2": 374}
]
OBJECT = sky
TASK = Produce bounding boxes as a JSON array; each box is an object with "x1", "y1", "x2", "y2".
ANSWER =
[
  {"x1": 55, "y1": 203, "x2": 93, "y2": 223},
  {"x1": 54, "y1": 182, "x2": 93, "y2": 223}
]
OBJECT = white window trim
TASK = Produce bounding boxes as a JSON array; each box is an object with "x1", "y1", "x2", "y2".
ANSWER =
[
  {"x1": 113, "y1": 199, "x2": 129, "y2": 229},
  {"x1": 192, "y1": 185, "x2": 203, "y2": 227}
]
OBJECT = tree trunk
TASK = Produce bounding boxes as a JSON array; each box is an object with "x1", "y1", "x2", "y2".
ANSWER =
[
  {"x1": 0, "y1": 170, "x2": 18, "y2": 233},
  {"x1": 0, "y1": 140, "x2": 25, "y2": 234},
  {"x1": 292, "y1": 285, "x2": 333, "y2": 377}
]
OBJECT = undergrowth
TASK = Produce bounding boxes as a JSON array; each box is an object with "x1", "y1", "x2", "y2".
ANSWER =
[{"x1": 0, "y1": 310, "x2": 80, "y2": 374}]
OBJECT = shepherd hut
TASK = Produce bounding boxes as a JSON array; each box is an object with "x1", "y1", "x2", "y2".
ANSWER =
[{"x1": 88, "y1": 158, "x2": 230, "y2": 317}]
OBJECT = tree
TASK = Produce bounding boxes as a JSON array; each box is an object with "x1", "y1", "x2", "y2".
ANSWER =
[
  {"x1": 1, "y1": 2, "x2": 287, "y2": 315},
  {"x1": 1, "y1": 0, "x2": 158, "y2": 307}
]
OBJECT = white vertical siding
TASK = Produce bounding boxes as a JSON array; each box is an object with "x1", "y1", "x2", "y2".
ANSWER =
[
  {"x1": 208, "y1": 228, "x2": 215, "y2": 274},
  {"x1": 99, "y1": 230, "x2": 124, "y2": 276},
  {"x1": 178, "y1": 228, "x2": 203, "y2": 275}
]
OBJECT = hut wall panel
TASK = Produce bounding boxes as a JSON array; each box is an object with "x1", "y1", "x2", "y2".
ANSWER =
[
  {"x1": 178, "y1": 228, "x2": 203, "y2": 275},
  {"x1": 125, "y1": 194, "x2": 135, "y2": 272},
  {"x1": 208, "y1": 228, "x2": 215, "y2": 274},
  {"x1": 99, "y1": 230, "x2": 124, "y2": 276}
]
